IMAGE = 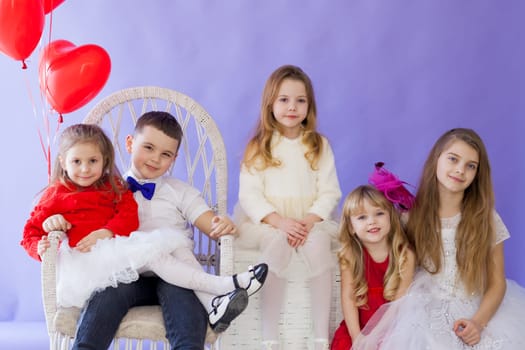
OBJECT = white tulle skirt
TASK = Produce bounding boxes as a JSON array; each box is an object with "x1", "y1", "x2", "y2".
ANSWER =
[
  {"x1": 56, "y1": 229, "x2": 191, "y2": 308},
  {"x1": 234, "y1": 205, "x2": 338, "y2": 278},
  {"x1": 352, "y1": 271, "x2": 525, "y2": 350}
]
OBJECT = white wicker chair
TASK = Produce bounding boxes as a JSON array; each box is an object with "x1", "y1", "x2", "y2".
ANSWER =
[
  {"x1": 40, "y1": 86, "x2": 234, "y2": 350},
  {"x1": 219, "y1": 244, "x2": 343, "y2": 350}
]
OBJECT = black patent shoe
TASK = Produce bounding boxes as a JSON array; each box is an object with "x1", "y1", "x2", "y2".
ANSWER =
[
  {"x1": 208, "y1": 288, "x2": 248, "y2": 333},
  {"x1": 233, "y1": 263, "x2": 269, "y2": 296}
]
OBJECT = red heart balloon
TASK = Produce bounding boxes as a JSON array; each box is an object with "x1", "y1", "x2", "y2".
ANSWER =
[
  {"x1": 0, "y1": 0, "x2": 45, "y2": 63},
  {"x1": 43, "y1": 0, "x2": 65, "y2": 14},
  {"x1": 39, "y1": 40, "x2": 111, "y2": 114}
]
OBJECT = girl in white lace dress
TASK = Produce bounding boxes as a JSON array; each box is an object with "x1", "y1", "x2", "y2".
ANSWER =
[{"x1": 353, "y1": 128, "x2": 525, "y2": 349}]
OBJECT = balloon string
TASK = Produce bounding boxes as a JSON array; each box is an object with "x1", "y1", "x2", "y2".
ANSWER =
[
  {"x1": 41, "y1": 2, "x2": 58, "y2": 184},
  {"x1": 47, "y1": 6, "x2": 53, "y2": 43},
  {"x1": 44, "y1": 104, "x2": 52, "y2": 184},
  {"x1": 21, "y1": 60, "x2": 27, "y2": 69},
  {"x1": 22, "y1": 69, "x2": 52, "y2": 183}
]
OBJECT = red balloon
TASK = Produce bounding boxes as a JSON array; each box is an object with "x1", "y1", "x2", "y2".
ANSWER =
[
  {"x1": 39, "y1": 40, "x2": 111, "y2": 114},
  {"x1": 0, "y1": 0, "x2": 45, "y2": 63},
  {"x1": 43, "y1": 0, "x2": 65, "y2": 14}
]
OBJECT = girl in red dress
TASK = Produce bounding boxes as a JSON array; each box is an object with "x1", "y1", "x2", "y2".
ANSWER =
[{"x1": 331, "y1": 163, "x2": 416, "y2": 349}]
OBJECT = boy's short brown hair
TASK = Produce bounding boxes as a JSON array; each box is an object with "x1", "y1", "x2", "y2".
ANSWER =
[{"x1": 135, "y1": 111, "x2": 183, "y2": 150}]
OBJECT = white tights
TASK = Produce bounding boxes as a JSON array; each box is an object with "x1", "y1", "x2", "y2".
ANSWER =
[
  {"x1": 261, "y1": 272, "x2": 287, "y2": 342},
  {"x1": 261, "y1": 270, "x2": 332, "y2": 350},
  {"x1": 146, "y1": 247, "x2": 251, "y2": 313}
]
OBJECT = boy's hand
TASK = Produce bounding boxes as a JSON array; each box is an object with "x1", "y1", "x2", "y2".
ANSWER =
[
  {"x1": 209, "y1": 215, "x2": 237, "y2": 238},
  {"x1": 75, "y1": 229, "x2": 113, "y2": 252},
  {"x1": 42, "y1": 214, "x2": 72, "y2": 233},
  {"x1": 453, "y1": 318, "x2": 482, "y2": 346},
  {"x1": 37, "y1": 236, "x2": 51, "y2": 257}
]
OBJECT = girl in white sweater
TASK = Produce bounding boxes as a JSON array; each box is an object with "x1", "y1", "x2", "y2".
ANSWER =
[{"x1": 235, "y1": 65, "x2": 342, "y2": 350}]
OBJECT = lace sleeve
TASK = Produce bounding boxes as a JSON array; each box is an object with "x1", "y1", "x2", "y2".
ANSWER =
[{"x1": 494, "y1": 211, "x2": 510, "y2": 245}]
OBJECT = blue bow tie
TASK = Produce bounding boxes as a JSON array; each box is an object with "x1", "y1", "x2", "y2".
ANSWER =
[{"x1": 126, "y1": 176, "x2": 156, "y2": 200}]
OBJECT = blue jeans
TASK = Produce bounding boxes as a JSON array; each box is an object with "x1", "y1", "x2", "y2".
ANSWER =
[{"x1": 72, "y1": 277, "x2": 208, "y2": 350}]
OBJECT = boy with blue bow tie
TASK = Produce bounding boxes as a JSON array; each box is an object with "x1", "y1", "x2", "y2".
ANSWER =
[{"x1": 73, "y1": 111, "x2": 267, "y2": 349}]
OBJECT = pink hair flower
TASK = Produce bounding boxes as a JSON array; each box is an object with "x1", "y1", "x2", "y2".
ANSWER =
[{"x1": 368, "y1": 162, "x2": 415, "y2": 211}]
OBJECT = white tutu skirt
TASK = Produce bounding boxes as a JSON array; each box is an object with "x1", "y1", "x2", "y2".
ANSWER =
[
  {"x1": 234, "y1": 205, "x2": 338, "y2": 278},
  {"x1": 56, "y1": 229, "x2": 191, "y2": 308},
  {"x1": 352, "y1": 272, "x2": 525, "y2": 349}
]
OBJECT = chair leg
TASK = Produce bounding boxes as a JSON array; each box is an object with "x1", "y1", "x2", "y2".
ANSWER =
[
  {"x1": 49, "y1": 332, "x2": 57, "y2": 350},
  {"x1": 57, "y1": 334, "x2": 71, "y2": 350}
]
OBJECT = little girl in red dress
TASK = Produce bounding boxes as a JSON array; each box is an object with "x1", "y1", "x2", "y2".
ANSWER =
[{"x1": 331, "y1": 163, "x2": 416, "y2": 349}]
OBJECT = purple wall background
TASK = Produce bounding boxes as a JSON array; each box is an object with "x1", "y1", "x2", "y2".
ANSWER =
[{"x1": 1, "y1": 0, "x2": 523, "y2": 331}]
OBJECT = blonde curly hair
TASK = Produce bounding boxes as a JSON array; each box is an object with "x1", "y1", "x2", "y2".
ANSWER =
[{"x1": 338, "y1": 185, "x2": 412, "y2": 307}]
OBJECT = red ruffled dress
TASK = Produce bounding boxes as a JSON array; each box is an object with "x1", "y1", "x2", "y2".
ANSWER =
[{"x1": 331, "y1": 248, "x2": 389, "y2": 349}]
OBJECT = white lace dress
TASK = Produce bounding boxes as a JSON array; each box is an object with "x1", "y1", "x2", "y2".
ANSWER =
[{"x1": 352, "y1": 212, "x2": 525, "y2": 349}]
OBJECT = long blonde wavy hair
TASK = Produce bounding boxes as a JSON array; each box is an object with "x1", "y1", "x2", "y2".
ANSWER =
[
  {"x1": 406, "y1": 128, "x2": 495, "y2": 295},
  {"x1": 338, "y1": 185, "x2": 412, "y2": 307},
  {"x1": 242, "y1": 65, "x2": 323, "y2": 171}
]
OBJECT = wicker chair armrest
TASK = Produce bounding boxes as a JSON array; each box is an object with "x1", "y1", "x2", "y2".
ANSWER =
[
  {"x1": 219, "y1": 234, "x2": 234, "y2": 276},
  {"x1": 41, "y1": 231, "x2": 65, "y2": 334}
]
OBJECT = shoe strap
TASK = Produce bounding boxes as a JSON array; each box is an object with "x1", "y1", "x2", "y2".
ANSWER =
[
  {"x1": 245, "y1": 265, "x2": 255, "y2": 288},
  {"x1": 210, "y1": 295, "x2": 221, "y2": 309},
  {"x1": 232, "y1": 274, "x2": 241, "y2": 289}
]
